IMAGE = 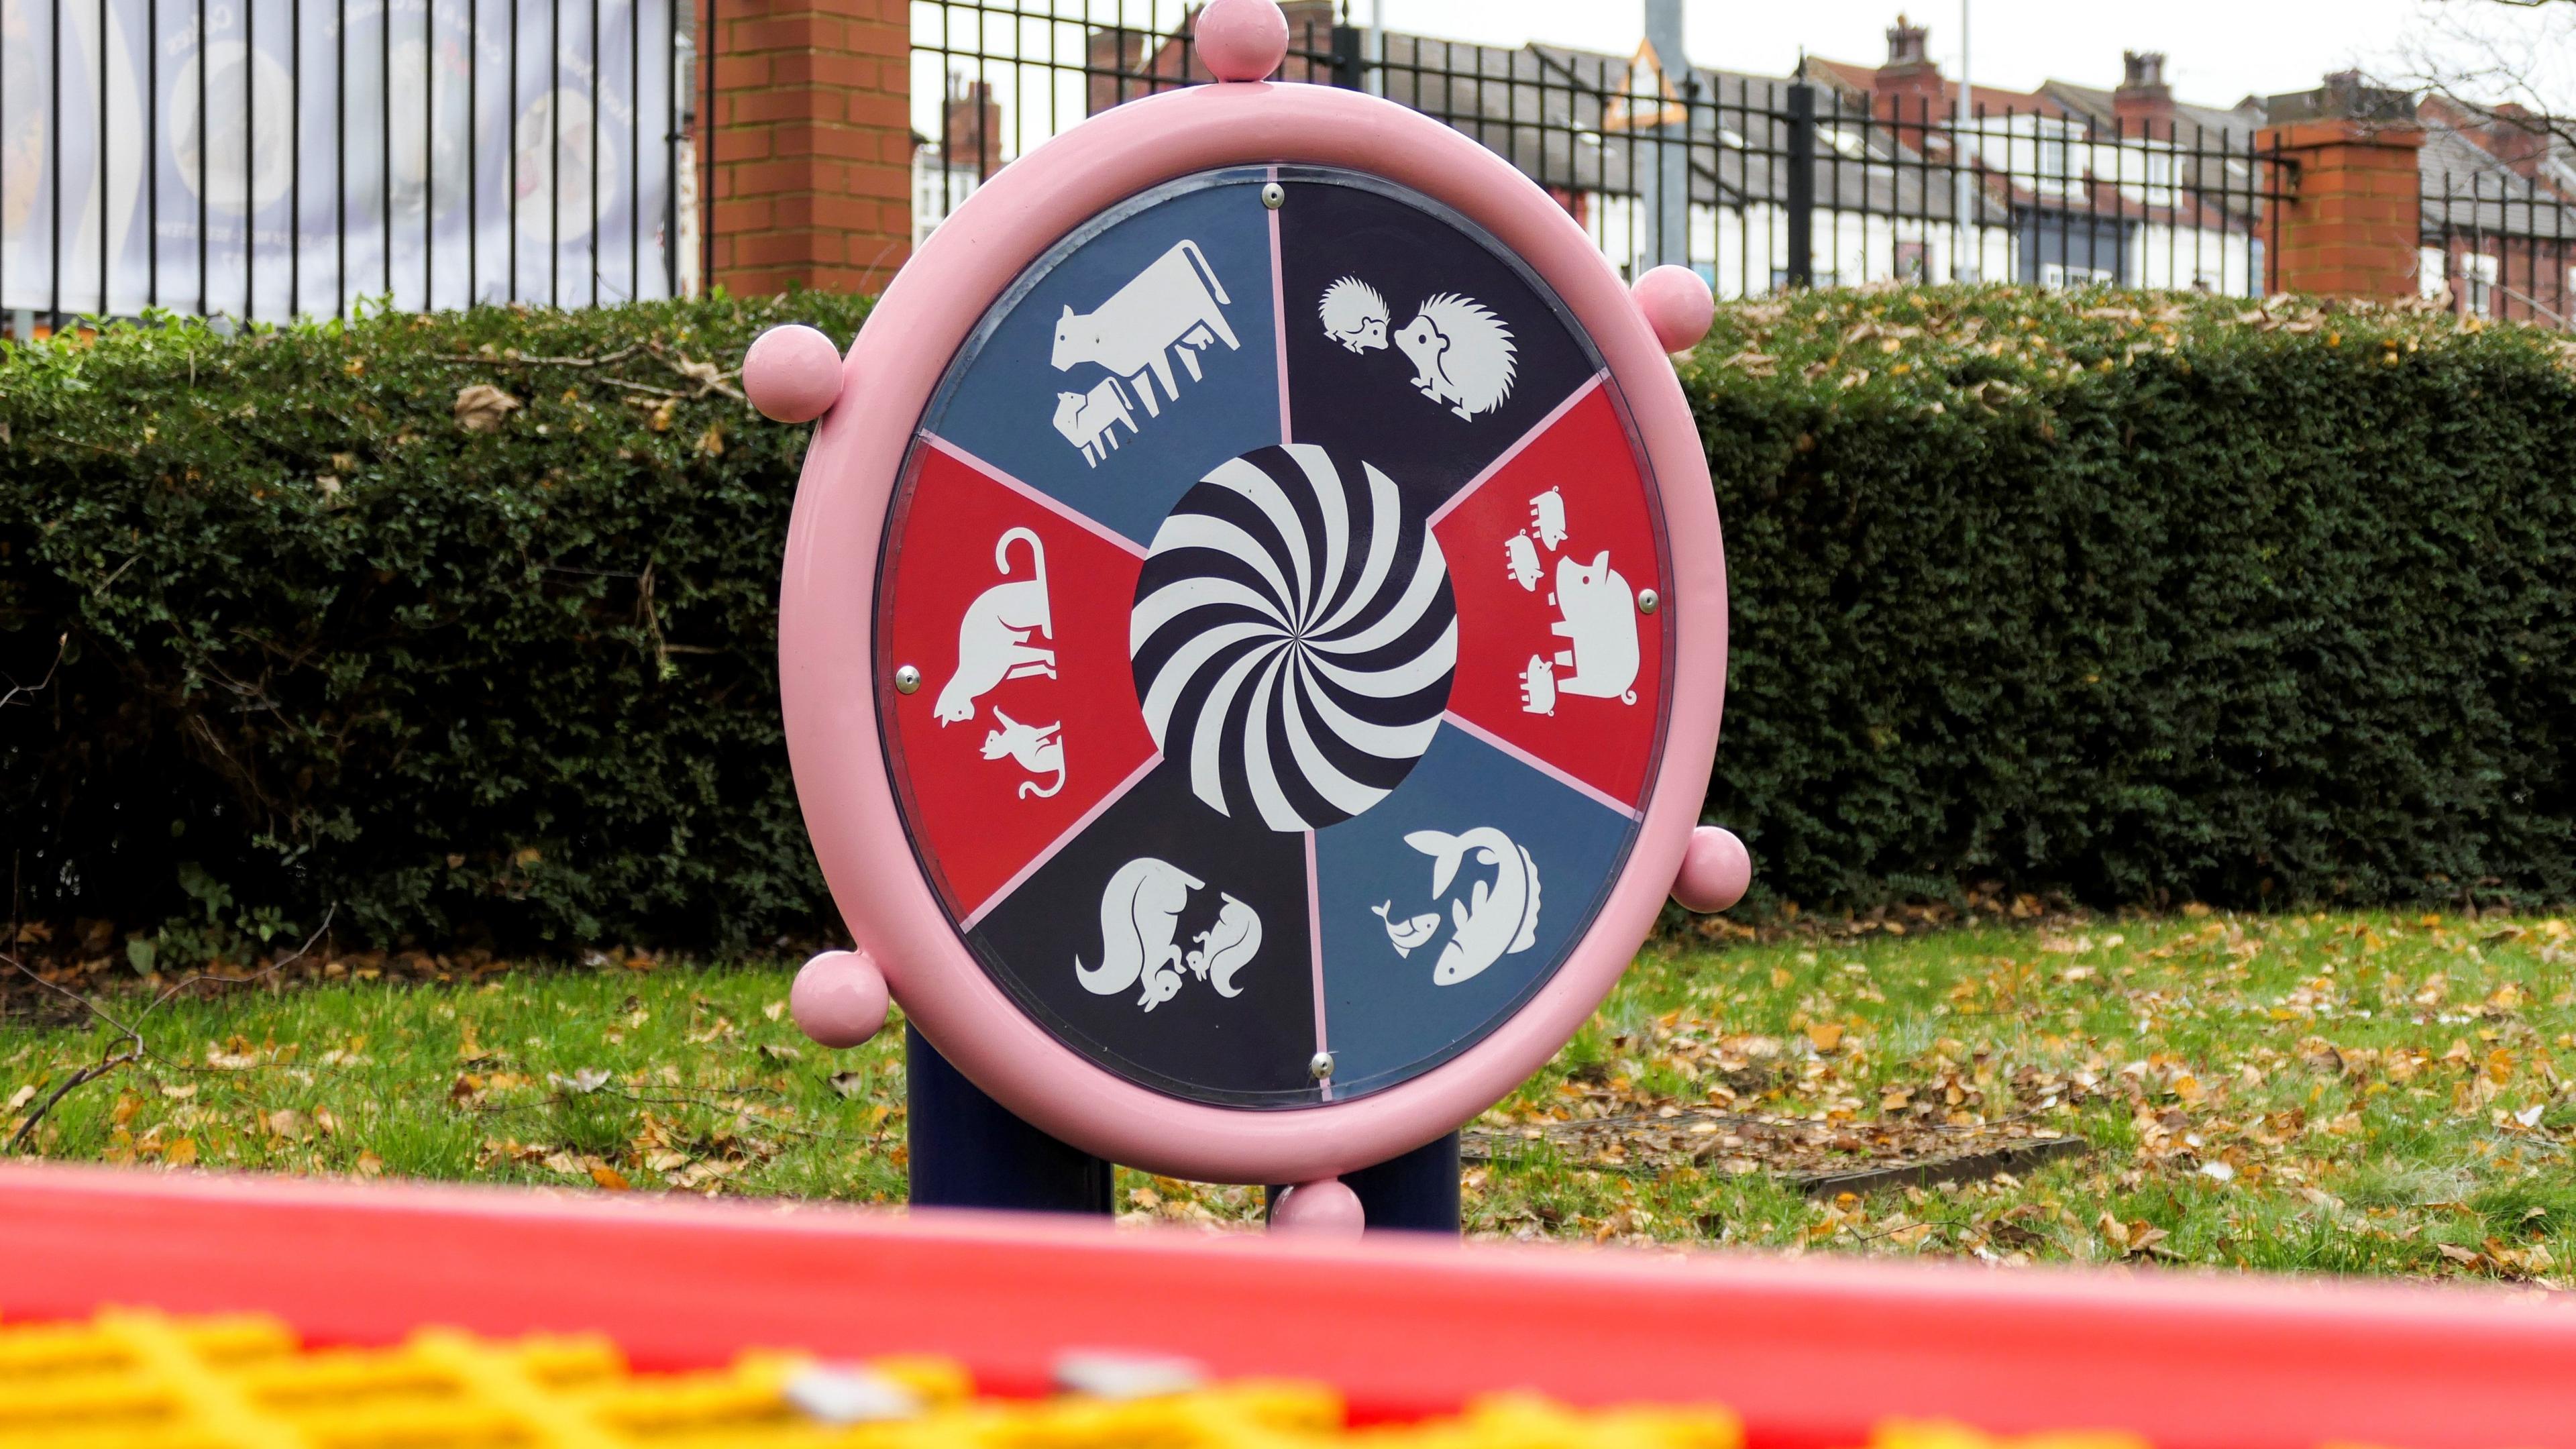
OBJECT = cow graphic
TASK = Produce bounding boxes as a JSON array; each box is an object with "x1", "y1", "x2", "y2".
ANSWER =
[{"x1": 1049, "y1": 239, "x2": 1238, "y2": 420}]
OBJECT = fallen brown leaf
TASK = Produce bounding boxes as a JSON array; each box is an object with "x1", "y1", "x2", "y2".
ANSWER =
[{"x1": 453, "y1": 384, "x2": 521, "y2": 433}]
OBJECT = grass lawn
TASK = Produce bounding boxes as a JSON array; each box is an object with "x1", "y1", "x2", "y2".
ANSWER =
[{"x1": 5, "y1": 909, "x2": 2573, "y2": 1281}]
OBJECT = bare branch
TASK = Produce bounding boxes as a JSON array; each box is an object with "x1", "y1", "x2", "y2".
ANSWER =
[
  {"x1": 133, "y1": 906, "x2": 338, "y2": 1031},
  {"x1": 2379, "y1": 0, "x2": 2576, "y2": 154},
  {"x1": 0, "y1": 633, "x2": 68, "y2": 712},
  {"x1": 432, "y1": 345, "x2": 647, "y2": 370},
  {"x1": 3, "y1": 906, "x2": 337, "y2": 1153}
]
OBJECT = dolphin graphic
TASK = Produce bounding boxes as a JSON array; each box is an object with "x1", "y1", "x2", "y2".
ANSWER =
[{"x1": 1401, "y1": 827, "x2": 1542, "y2": 986}]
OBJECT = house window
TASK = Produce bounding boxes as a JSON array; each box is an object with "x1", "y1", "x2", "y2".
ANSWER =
[
  {"x1": 2035, "y1": 132, "x2": 2070, "y2": 184},
  {"x1": 1817, "y1": 125, "x2": 1870, "y2": 160},
  {"x1": 2462, "y1": 253, "x2": 2499, "y2": 316},
  {"x1": 2142, "y1": 150, "x2": 2175, "y2": 205},
  {"x1": 2419, "y1": 247, "x2": 2451, "y2": 299}
]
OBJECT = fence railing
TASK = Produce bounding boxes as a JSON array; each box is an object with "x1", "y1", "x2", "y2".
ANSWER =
[
  {"x1": 910, "y1": 3, "x2": 2302, "y2": 303},
  {"x1": 13, "y1": 0, "x2": 2571, "y2": 335},
  {"x1": 1, "y1": 0, "x2": 693, "y2": 334},
  {"x1": 2422, "y1": 163, "x2": 2574, "y2": 325}
]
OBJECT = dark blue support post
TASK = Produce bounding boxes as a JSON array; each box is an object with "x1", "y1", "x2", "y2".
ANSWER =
[
  {"x1": 908, "y1": 1024, "x2": 1458, "y2": 1232},
  {"x1": 1786, "y1": 78, "x2": 1817, "y2": 289},
  {"x1": 905, "y1": 1026, "x2": 1113, "y2": 1215},
  {"x1": 1263, "y1": 1133, "x2": 1463, "y2": 1235}
]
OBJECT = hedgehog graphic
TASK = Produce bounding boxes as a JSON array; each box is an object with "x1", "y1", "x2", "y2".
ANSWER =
[
  {"x1": 1394, "y1": 293, "x2": 1518, "y2": 421},
  {"x1": 1318, "y1": 276, "x2": 1390, "y2": 354}
]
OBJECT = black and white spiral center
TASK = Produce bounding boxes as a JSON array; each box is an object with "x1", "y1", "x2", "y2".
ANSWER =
[{"x1": 1131, "y1": 445, "x2": 1456, "y2": 832}]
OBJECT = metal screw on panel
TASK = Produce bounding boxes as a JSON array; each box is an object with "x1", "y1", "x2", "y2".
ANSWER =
[
  {"x1": 1308, "y1": 1051, "x2": 1336, "y2": 1081},
  {"x1": 1636, "y1": 588, "x2": 1661, "y2": 614},
  {"x1": 1261, "y1": 182, "x2": 1285, "y2": 209},
  {"x1": 894, "y1": 664, "x2": 922, "y2": 694}
]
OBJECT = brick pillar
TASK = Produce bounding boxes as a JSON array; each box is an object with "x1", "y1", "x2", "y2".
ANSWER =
[
  {"x1": 706, "y1": 0, "x2": 913, "y2": 295},
  {"x1": 2258, "y1": 76, "x2": 2424, "y2": 301}
]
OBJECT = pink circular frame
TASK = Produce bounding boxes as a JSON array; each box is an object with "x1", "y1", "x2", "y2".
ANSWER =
[{"x1": 779, "y1": 78, "x2": 1727, "y2": 1185}]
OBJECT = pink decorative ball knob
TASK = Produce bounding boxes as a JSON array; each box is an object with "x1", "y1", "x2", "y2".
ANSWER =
[
  {"x1": 1196, "y1": 0, "x2": 1289, "y2": 83},
  {"x1": 790, "y1": 949, "x2": 890, "y2": 1048},
  {"x1": 743, "y1": 324, "x2": 844, "y2": 424},
  {"x1": 1670, "y1": 826, "x2": 1752, "y2": 914},
  {"x1": 1632, "y1": 266, "x2": 1716, "y2": 355},
  {"x1": 1270, "y1": 1177, "x2": 1365, "y2": 1237}
]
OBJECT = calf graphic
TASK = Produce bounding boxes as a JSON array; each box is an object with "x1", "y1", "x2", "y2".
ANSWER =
[
  {"x1": 1051, "y1": 377, "x2": 1138, "y2": 468},
  {"x1": 1049, "y1": 239, "x2": 1238, "y2": 420}
]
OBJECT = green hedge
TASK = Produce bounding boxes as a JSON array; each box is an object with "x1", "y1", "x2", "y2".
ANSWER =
[
  {"x1": 1, "y1": 297, "x2": 869, "y2": 951},
  {"x1": 5, "y1": 288, "x2": 2574, "y2": 951},
  {"x1": 1691, "y1": 291, "x2": 2576, "y2": 912}
]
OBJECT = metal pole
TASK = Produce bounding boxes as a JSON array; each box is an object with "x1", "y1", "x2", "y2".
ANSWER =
[
  {"x1": 1644, "y1": 0, "x2": 1688, "y2": 271},
  {"x1": 1786, "y1": 80, "x2": 1815, "y2": 288},
  {"x1": 1368, "y1": 0, "x2": 1383, "y2": 98},
  {"x1": 1953, "y1": 0, "x2": 1974, "y2": 282}
]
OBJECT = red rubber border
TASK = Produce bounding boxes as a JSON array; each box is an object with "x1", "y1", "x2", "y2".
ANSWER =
[{"x1": 6, "y1": 1163, "x2": 2573, "y2": 1446}]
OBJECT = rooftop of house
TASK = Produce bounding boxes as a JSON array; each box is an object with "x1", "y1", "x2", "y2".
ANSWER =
[{"x1": 1097, "y1": 7, "x2": 2571, "y2": 235}]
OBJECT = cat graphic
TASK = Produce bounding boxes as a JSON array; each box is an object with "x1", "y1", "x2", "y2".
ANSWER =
[
  {"x1": 936, "y1": 529, "x2": 1055, "y2": 724},
  {"x1": 981, "y1": 708, "x2": 1067, "y2": 798}
]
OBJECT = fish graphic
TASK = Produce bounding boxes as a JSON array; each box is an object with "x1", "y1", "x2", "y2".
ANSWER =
[
  {"x1": 1401, "y1": 827, "x2": 1542, "y2": 986},
  {"x1": 1371, "y1": 901, "x2": 1441, "y2": 957}
]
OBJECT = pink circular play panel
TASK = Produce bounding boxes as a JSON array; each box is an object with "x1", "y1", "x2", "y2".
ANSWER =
[{"x1": 759, "y1": 54, "x2": 1733, "y2": 1194}]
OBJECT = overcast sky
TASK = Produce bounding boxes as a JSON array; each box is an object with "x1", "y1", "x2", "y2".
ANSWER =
[{"x1": 1352, "y1": 0, "x2": 2554, "y2": 111}]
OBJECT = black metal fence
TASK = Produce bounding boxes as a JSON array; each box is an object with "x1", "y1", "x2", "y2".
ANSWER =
[
  {"x1": 910, "y1": 2, "x2": 2301, "y2": 302},
  {"x1": 2422, "y1": 162, "x2": 2573, "y2": 325},
  {"x1": 16, "y1": 0, "x2": 2571, "y2": 335},
  {"x1": 1, "y1": 0, "x2": 692, "y2": 334}
]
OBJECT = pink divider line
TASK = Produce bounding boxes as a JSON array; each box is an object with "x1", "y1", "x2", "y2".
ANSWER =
[
  {"x1": 922, "y1": 432, "x2": 1146, "y2": 559},
  {"x1": 1426, "y1": 371, "x2": 1608, "y2": 529},
  {"x1": 1267, "y1": 166, "x2": 1292, "y2": 445},
  {"x1": 1305, "y1": 828, "x2": 1330, "y2": 1102},
  {"x1": 963, "y1": 751, "x2": 1163, "y2": 930},
  {"x1": 1441, "y1": 710, "x2": 1642, "y2": 822}
]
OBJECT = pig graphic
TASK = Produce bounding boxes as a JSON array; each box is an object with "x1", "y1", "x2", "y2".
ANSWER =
[
  {"x1": 1547, "y1": 551, "x2": 1640, "y2": 705},
  {"x1": 1529, "y1": 488, "x2": 1568, "y2": 549}
]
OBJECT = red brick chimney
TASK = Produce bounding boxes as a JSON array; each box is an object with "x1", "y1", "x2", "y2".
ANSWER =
[
  {"x1": 2485, "y1": 103, "x2": 2549, "y2": 178},
  {"x1": 1087, "y1": 0, "x2": 1334, "y2": 115},
  {"x1": 1277, "y1": 0, "x2": 1336, "y2": 68},
  {"x1": 943, "y1": 78, "x2": 1007, "y2": 180},
  {"x1": 1872, "y1": 13, "x2": 1948, "y2": 148},
  {"x1": 2114, "y1": 50, "x2": 2175, "y2": 138},
  {"x1": 1085, "y1": 28, "x2": 1153, "y2": 115}
]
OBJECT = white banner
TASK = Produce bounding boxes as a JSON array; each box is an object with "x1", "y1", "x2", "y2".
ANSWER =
[{"x1": 1, "y1": 0, "x2": 681, "y2": 318}]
